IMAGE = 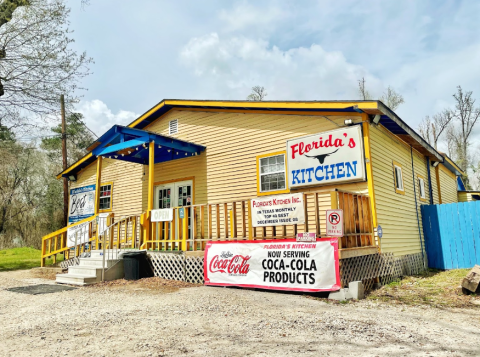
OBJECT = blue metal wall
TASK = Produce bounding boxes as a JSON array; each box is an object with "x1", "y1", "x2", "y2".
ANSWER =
[{"x1": 421, "y1": 201, "x2": 480, "y2": 269}]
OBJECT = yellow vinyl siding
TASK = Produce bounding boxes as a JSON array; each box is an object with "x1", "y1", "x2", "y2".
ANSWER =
[
  {"x1": 143, "y1": 110, "x2": 367, "y2": 206},
  {"x1": 438, "y1": 164, "x2": 458, "y2": 204},
  {"x1": 71, "y1": 159, "x2": 143, "y2": 218},
  {"x1": 430, "y1": 164, "x2": 440, "y2": 204},
  {"x1": 458, "y1": 192, "x2": 480, "y2": 202},
  {"x1": 369, "y1": 124, "x2": 428, "y2": 256}
]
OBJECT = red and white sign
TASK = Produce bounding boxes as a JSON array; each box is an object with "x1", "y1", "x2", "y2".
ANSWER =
[
  {"x1": 286, "y1": 126, "x2": 366, "y2": 188},
  {"x1": 326, "y1": 209, "x2": 343, "y2": 236},
  {"x1": 204, "y1": 238, "x2": 340, "y2": 292},
  {"x1": 296, "y1": 232, "x2": 316, "y2": 242},
  {"x1": 251, "y1": 193, "x2": 305, "y2": 227}
]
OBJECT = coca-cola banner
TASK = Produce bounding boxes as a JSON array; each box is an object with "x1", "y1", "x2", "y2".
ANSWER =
[
  {"x1": 286, "y1": 126, "x2": 366, "y2": 189},
  {"x1": 204, "y1": 238, "x2": 340, "y2": 292},
  {"x1": 251, "y1": 193, "x2": 305, "y2": 227}
]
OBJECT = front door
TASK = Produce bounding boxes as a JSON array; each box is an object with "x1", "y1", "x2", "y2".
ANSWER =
[{"x1": 154, "y1": 180, "x2": 193, "y2": 243}]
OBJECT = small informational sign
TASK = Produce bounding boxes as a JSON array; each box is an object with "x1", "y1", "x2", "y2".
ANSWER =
[
  {"x1": 179, "y1": 207, "x2": 185, "y2": 219},
  {"x1": 66, "y1": 221, "x2": 90, "y2": 248},
  {"x1": 204, "y1": 238, "x2": 340, "y2": 292},
  {"x1": 326, "y1": 209, "x2": 343, "y2": 236},
  {"x1": 376, "y1": 225, "x2": 383, "y2": 238},
  {"x1": 151, "y1": 208, "x2": 174, "y2": 222},
  {"x1": 68, "y1": 184, "x2": 96, "y2": 224},
  {"x1": 251, "y1": 193, "x2": 305, "y2": 227},
  {"x1": 296, "y1": 232, "x2": 316, "y2": 242},
  {"x1": 97, "y1": 213, "x2": 110, "y2": 236},
  {"x1": 286, "y1": 126, "x2": 366, "y2": 189}
]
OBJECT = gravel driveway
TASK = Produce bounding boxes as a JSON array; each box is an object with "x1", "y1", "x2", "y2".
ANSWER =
[{"x1": 1, "y1": 270, "x2": 479, "y2": 357}]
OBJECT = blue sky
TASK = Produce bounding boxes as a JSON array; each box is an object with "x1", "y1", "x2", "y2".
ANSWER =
[{"x1": 66, "y1": 0, "x2": 480, "y2": 150}]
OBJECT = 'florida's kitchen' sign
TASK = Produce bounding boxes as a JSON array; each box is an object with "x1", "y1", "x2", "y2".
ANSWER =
[{"x1": 286, "y1": 126, "x2": 366, "y2": 188}]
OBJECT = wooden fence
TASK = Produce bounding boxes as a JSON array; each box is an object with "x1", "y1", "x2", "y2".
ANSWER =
[{"x1": 421, "y1": 201, "x2": 480, "y2": 269}]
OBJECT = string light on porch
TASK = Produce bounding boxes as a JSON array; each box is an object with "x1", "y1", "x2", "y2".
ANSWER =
[
  {"x1": 158, "y1": 145, "x2": 162, "y2": 149},
  {"x1": 142, "y1": 143, "x2": 147, "y2": 149},
  {"x1": 168, "y1": 149, "x2": 171, "y2": 152},
  {"x1": 128, "y1": 151, "x2": 131, "y2": 154}
]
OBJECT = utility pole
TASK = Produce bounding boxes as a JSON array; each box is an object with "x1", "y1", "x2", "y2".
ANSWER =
[{"x1": 61, "y1": 95, "x2": 68, "y2": 227}]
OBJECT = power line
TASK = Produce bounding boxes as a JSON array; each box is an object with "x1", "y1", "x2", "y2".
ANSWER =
[{"x1": 69, "y1": 112, "x2": 98, "y2": 139}]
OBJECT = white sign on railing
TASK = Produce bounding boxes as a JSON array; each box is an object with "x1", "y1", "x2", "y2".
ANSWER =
[
  {"x1": 97, "y1": 213, "x2": 110, "y2": 236},
  {"x1": 251, "y1": 193, "x2": 305, "y2": 227},
  {"x1": 151, "y1": 208, "x2": 174, "y2": 222},
  {"x1": 66, "y1": 221, "x2": 90, "y2": 248}
]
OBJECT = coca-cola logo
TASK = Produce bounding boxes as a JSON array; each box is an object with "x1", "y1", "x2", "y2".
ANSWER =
[{"x1": 209, "y1": 254, "x2": 251, "y2": 275}]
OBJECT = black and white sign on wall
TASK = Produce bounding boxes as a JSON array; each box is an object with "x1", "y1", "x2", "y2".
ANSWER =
[
  {"x1": 251, "y1": 193, "x2": 305, "y2": 227},
  {"x1": 286, "y1": 126, "x2": 366, "y2": 188}
]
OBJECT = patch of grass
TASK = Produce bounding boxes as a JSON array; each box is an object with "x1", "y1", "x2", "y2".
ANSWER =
[
  {"x1": 0, "y1": 247, "x2": 62, "y2": 271},
  {"x1": 368, "y1": 269, "x2": 479, "y2": 309}
]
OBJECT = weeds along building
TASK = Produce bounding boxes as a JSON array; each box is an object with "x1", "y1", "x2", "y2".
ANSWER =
[{"x1": 42, "y1": 100, "x2": 463, "y2": 286}]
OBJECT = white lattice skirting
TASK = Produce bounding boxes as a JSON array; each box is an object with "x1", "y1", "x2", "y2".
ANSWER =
[
  {"x1": 148, "y1": 251, "x2": 426, "y2": 289},
  {"x1": 148, "y1": 252, "x2": 204, "y2": 284}
]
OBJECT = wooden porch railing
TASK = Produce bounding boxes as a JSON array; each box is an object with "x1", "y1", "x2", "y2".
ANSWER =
[
  {"x1": 41, "y1": 190, "x2": 378, "y2": 266},
  {"x1": 40, "y1": 215, "x2": 98, "y2": 267},
  {"x1": 140, "y1": 191, "x2": 378, "y2": 256}
]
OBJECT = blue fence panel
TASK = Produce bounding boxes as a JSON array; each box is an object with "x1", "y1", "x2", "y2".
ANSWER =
[{"x1": 422, "y1": 201, "x2": 480, "y2": 269}]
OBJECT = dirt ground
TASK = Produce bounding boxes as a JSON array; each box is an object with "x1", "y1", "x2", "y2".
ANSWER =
[{"x1": 1, "y1": 270, "x2": 480, "y2": 357}]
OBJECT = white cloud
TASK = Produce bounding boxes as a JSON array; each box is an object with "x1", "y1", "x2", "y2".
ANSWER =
[
  {"x1": 76, "y1": 100, "x2": 139, "y2": 137},
  {"x1": 180, "y1": 33, "x2": 383, "y2": 101}
]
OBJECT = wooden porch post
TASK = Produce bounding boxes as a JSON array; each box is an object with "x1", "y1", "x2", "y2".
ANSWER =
[
  {"x1": 145, "y1": 141, "x2": 155, "y2": 249},
  {"x1": 94, "y1": 157, "x2": 102, "y2": 215}
]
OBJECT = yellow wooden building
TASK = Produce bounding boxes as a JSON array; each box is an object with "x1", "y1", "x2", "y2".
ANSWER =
[{"x1": 41, "y1": 100, "x2": 463, "y2": 284}]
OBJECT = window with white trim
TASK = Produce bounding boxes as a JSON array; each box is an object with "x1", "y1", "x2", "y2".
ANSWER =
[
  {"x1": 393, "y1": 162, "x2": 404, "y2": 194},
  {"x1": 99, "y1": 184, "x2": 112, "y2": 210},
  {"x1": 418, "y1": 176, "x2": 426, "y2": 201},
  {"x1": 259, "y1": 154, "x2": 286, "y2": 192},
  {"x1": 169, "y1": 119, "x2": 178, "y2": 135}
]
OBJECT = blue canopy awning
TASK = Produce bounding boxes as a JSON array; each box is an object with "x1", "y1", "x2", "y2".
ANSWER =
[{"x1": 60, "y1": 125, "x2": 205, "y2": 178}]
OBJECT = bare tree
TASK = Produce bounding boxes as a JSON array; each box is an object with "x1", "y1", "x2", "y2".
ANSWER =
[
  {"x1": 443, "y1": 86, "x2": 480, "y2": 188},
  {"x1": 357, "y1": 77, "x2": 371, "y2": 100},
  {"x1": 380, "y1": 86, "x2": 405, "y2": 111},
  {"x1": 418, "y1": 110, "x2": 454, "y2": 150},
  {"x1": 247, "y1": 86, "x2": 267, "y2": 101},
  {"x1": 357, "y1": 77, "x2": 404, "y2": 111},
  {"x1": 0, "y1": 0, "x2": 92, "y2": 131}
]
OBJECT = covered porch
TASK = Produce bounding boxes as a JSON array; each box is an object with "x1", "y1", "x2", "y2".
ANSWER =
[{"x1": 41, "y1": 125, "x2": 379, "y2": 266}]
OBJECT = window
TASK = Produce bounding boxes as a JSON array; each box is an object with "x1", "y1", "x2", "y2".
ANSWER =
[
  {"x1": 418, "y1": 176, "x2": 426, "y2": 202},
  {"x1": 392, "y1": 161, "x2": 404, "y2": 194},
  {"x1": 169, "y1": 119, "x2": 178, "y2": 135},
  {"x1": 99, "y1": 183, "x2": 113, "y2": 211},
  {"x1": 257, "y1": 152, "x2": 289, "y2": 195}
]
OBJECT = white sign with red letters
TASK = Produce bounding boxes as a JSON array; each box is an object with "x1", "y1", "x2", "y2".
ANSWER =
[
  {"x1": 204, "y1": 238, "x2": 340, "y2": 292},
  {"x1": 326, "y1": 209, "x2": 344, "y2": 237},
  {"x1": 286, "y1": 126, "x2": 366, "y2": 188}
]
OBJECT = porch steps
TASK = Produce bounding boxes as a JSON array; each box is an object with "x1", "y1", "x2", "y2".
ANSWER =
[{"x1": 56, "y1": 250, "x2": 125, "y2": 286}]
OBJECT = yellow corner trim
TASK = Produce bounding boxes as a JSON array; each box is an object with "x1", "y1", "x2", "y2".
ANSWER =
[
  {"x1": 256, "y1": 150, "x2": 290, "y2": 197},
  {"x1": 392, "y1": 160, "x2": 405, "y2": 195},
  {"x1": 128, "y1": 101, "x2": 166, "y2": 128}
]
